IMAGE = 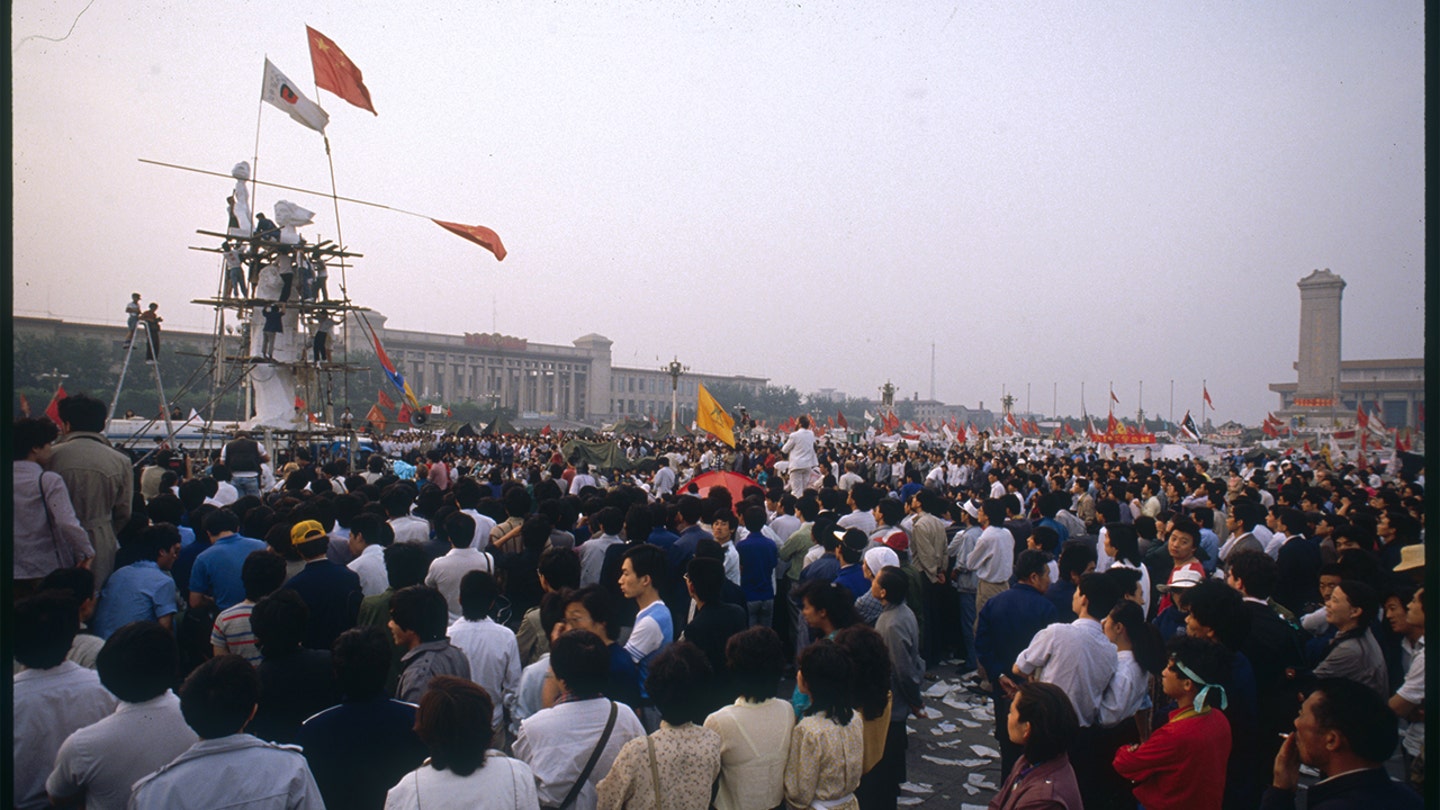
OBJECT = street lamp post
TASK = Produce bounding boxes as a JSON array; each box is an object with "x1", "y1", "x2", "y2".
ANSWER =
[{"x1": 661, "y1": 357, "x2": 688, "y2": 434}]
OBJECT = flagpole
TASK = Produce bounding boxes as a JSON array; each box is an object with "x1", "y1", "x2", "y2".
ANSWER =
[
  {"x1": 252, "y1": 61, "x2": 267, "y2": 227},
  {"x1": 1201, "y1": 378, "x2": 1207, "y2": 435},
  {"x1": 320, "y1": 133, "x2": 352, "y2": 420}
]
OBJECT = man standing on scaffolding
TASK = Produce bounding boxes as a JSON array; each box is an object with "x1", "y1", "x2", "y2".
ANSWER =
[
  {"x1": 123, "y1": 293, "x2": 142, "y2": 348},
  {"x1": 262, "y1": 304, "x2": 284, "y2": 360},
  {"x1": 313, "y1": 312, "x2": 334, "y2": 364},
  {"x1": 138, "y1": 302, "x2": 162, "y2": 363}
]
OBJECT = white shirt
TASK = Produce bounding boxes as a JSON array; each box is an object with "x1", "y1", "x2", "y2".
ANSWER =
[
  {"x1": 1095, "y1": 526, "x2": 1114, "y2": 573},
  {"x1": 704, "y1": 697, "x2": 796, "y2": 810},
  {"x1": 446, "y1": 617, "x2": 523, "y2": 729},
  {"x1": 347, "y1": 544, "x2": 389, "y2": 597},
  {"x1": 210, "y1": 481, "x2": 239, "y2": 506},
  {"x1": 721, "y1": 541, "x2": 741, "y2": 586},
  {"x1": 514, "y1": 697, "x2": 647, "y2": 810},
  {"x1": 1252, "y1": 524, "x2": 1278, "y2": 559},
  {"x1": 781, "y1": 429, "x2": 818, "y2": 470},
  {"x1": 838, "y1": 472, "x2": 864, "y2": 492},
  {"x1": 385, "y1": 753, "x2": 539, "y2": 810},
  {"x1": 426, "y1": 548, "x2": 496, "y2": 622},
  {"x1": 13, "y1": 663, "x2": 117, "y2": 810},
  {"x1": 390, "y1": 515, "x2": 432, "y2": 545},
  {"x1": 1396, "y1": 637, "x2": 1425, "y2": 756},
  {"x1": 1014, "y1": 618, "x2": 1118, "y2": 727},
  {"x1": 990, "y1": 480, "x2": 1007, "y2": 499},
  {"x1": 1096, "y1": 650, "x2": 1149, "y2": 728},
  {"x1": 46, "y1": 691, "x2": 198, "y2": 810},
  {"x1": 579, "y1": 534, "x2": 624, "y2": 588},
  {"x1": 461, "y1": 508, "x2": 498, "y2": 550},
  {"x1": 769, "y1": 514, "x2": 802, "y2": 545},
  {"x1": 837, "y1": 510, "x2": 877, "y2": 536},
  {"x1": 1110, "y1": 559, "x2": 1152, "y2": 619},
  {"x1": 967, "y1": 525, "x2": 1015, "y2": 583},
  {"x1": 1263, "y1": 530, "x2": 1287, "y2": 559}
]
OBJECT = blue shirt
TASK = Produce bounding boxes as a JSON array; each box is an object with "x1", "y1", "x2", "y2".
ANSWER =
[
  {"x1": 974, "y1": 583, "x2": 1059, "y2": 688},
  {"x1": 91, "y1": 560, "x2": 178, "y2": 638},
  {"x1": 735, "y1": 533, "x2": 779, "y2": 601},
  {"x1": 178, "y1": 524, "x2": 197, "y2": 548},
  {"x1": 833, "y1": 564, "x2": 869, "y2": 602},
  {"x1": 190, "y1": 534, "x2": 268, "y2": 610}
]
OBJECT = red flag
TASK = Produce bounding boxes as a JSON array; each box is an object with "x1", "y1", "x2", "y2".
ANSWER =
[
  {"x1": 1053, "y1": 426, "x2": 1062, "y2": 440},
  {"x1": 433, "y1": 219, "x2": 507, "y2": 261},
  {"x1": 1064, "y1": 422, "x2": 1076, "y2": 436},
  {"x1": 445, "y1": 408, "x2": 453, "y2": 418},
  {"x1": 883, "y1": 412, "x2": 900, "y2": 434},
  {"x1": 836, "y1": 410, "x2": 848, "y2": 429},
  {"x1": 956, "y1": 423, "x2": 967, "y2": 443},
  {"x1": 1262, "y1": 421, "x2": 1278, "y2": 439},
  {"x1": 1356, "y1": 405, "x2": 1369, "y2": 429},
  {"x1": 397, "y1": 403, "x2": 413, "y2": 424},
  {"x1": 1203, "y1": 386, "x2": 1215, "y2": 410},
  {"x1": 307, "y1": 412, "x2": 319, "y2": 424},
  {"x1": 1303, "y1": 440, "x2": 1312, "y2": 455},
  {"x1": 19, "y1": 393, "x2": 31, "y2": 418},
  {"x1": 1106, "y1": 412, "x2": 1118, "y2": 433},
  {"x1": 307, "y1": 26, "x2": 377, "y2": 114},
  {"x1": 294, "y1": 395, "x2": 306, "y2": 410},
  {"x1": 826, "y1": 416, "x2": 835, "y2": 429},
  {"x1": 1006, "y1": 412, "x2": 1020, "y2": 432},
  {"x1": 1110, "y1": 389, "x2": 1120, "y2": 405},
  {"x1": 377, "y1": 388, "x2": 396, "y2": 410},
  {"x1": 45, "y1": 384, "x2": 68, "y2": 425},
  {"x1": 541, "y1": 424, "x2": 552, "y2": 436},
  {"x1": 365, "y1": 404, "x2": 387, "y2": 430}
]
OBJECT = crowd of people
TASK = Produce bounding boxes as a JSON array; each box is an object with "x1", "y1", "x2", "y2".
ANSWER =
[{"x1": 11, "y1": 395, "x2": 1430, "y2": 809}]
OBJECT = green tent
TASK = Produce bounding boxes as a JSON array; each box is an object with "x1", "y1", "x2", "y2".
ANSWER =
[
  {"x1": 482, "y1": 414, "x2": 518, "y2": 435},
  {"x1": 562, "y1": 438, "x2": 634, "y2": 472}
]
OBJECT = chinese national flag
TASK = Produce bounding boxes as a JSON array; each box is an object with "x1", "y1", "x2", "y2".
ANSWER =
[
  {"x1": 45, "y1": 384, "x2": 68, "y2": 425},
  {"x1": 433, "y1": 219, "x2": 507, "y2": 261},
  {"x1": 306, "y1": 26, "x2": 377, "y2": 114},
  {"x1": 1203, "y1": 386, "x2": 1215, "y2": 410},
  {"x1": 377, "y1": 388, "x2": 396, "y2": 410}
]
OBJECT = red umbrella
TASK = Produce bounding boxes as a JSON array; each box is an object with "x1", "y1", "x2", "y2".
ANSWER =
[{"x1": 685, "y1": 470, "x2": 760, "y2": 502}]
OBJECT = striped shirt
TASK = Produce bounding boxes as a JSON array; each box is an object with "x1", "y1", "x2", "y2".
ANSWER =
[{"x1": 211, "y1": 600, "x2": 262, "y2": 665}]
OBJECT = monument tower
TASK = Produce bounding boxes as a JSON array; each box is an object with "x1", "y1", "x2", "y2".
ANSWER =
[{"x1": 1293, "y1": 268, "x2": 1345, "y2": 411}]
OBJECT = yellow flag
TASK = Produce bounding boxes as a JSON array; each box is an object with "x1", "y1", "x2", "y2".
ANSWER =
[{"x1": 696, "y1": 383, "x2": 736, "y2": 447}]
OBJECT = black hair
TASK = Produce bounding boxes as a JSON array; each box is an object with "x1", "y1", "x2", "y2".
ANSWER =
[
  {"x1": 622, "y1": 543, "x2": 667, "y2": 591},
  {"x1": 97, "y1": 621, "x2": 179, "y2": 702},
  {"x1": 14, "y1": 591, "x2": 81, "y2": 669},
  {"x1": 725, "y1": 626, "x2": 785, "y2": 702},
  {"x1": 1014, "y1": 549, "x2": 1052, "y2": 583},
  {"x1": 204, "y1": 508, "x2": 241, "y2": 537},
  {"x1": 13, "y1": 417, "x2": 60, "y2": 459},
  {"x1": 837, "y1": 528, "x2": 867, "y2": 565},
  {"x1": 875, "y1": 566, "x2": 908, "y2": 605},
  {"x1": 624, "y1": 505, "x2": 653, "y2": 543},
  {"x1": 415, "y1": 676, "x2": 494, "y2": 776},
  {"x1": 383, "y1": 542, "x2": 429, "y2": 591},
  {"x1": 443, "y1": 511, "x2": 477, "y2": 549},
  {"x1": 550, "y1": 629, "x2": 610, "y2": 697},
  {"x1": 538, "y1": 546, "x2": 582, "y2": 590},
  {"x1": 1166, "y1": 635, "x2": 1233, "y2": 710},
  {"x1": 180, "y1": 654, "x2": 261, "y2": 739},
  {"x1": 797, "y1": 639, "x2": 855, "y2": 725},
  {"x1": 332, "y1": 625, "x2": 393, "y2": 700},
  {"x1": 1014, "y1": 681, "x2": 1080, "y2": 763},
  {"x1": 380, "y1": 484, "x2": 417, "y2": 518},
  {"x1": 686, "y1": 556, "x2": 726, "y2": 605},
  {"x1": 1105, "y1": 524, "x2": 1141, "y2": 566},
  {"x1": 236, "y1": 550, "x2": 285, "y2": 602},
  {"x1": 1104, "y1": 566, "x2": 1142, "y2": 605},
  {"x1": 539, "y1": 589, "x2": 572, "y2": 638},
  {"x1": 563, "y1": 586, "x2": 617, "y2": 641},
  {"x1": 250, "y1": 589, "x2": 309, "y2": 656},
  {"x1": 1030, "y1": 525, "x2": 1060, "y2": 554},
  {"x1": 795, "y1": 580, "x2": 860, "y2": 631},
  {"x1": 389, "y1": 586, "x2": 450, "y2": 643},
  {"x1": 350, "y1": 512, "x2": 394, "y2": 548},
  {"x1": 833, "y1": 624, "x2": 892, "y2": 721},
  {"x1": 56, "y1": 393, "x2": 109, "y2": 432},
  {"x1": 1225, "y1": 551, "x2": 1278, "y2": 599},
  {"x1": 647, "y1": 641, "x2": 714, "y2": 725},
  {"x1": 1076, "y1": 572, "x2": 1123, "y2": 621},
  {"x1": 1107, "y1": 600, "x2": 1165, "y2": 676},
  {"x1": 459, "y1": 570, "x2": 500, "y2": 621},
  {"x1": 1057, "y1": 541, "x2": 1097, "y2": 580},
  {"x1": 1308, "y1": 678, "x2": 1401, "y2": 763},
  {"x1": 1335, "y1": 579, "x2": 1381, "y2": 630}
]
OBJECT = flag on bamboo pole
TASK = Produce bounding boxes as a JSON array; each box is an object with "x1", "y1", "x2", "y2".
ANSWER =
[
  {"x1": 432, "y1": 219, "x2": 507, "y2": 261},
  {"x1": 377, "y1": 388, "x2": 396, "y2": 410},
  {"x1": 261, "y1": 59, "x2": 329, "y2": 133},
  {"x1": 836, "y1": 410, "x2": 848, "y2": 429},
  {"x1": 1106, "y1": 412, "x2": 1118, "y2": 434},
  {"x1": 306, "y1": 26, "x2": 377, "y2": 114},
  {"x1": 1063, "y1": 422, "x2": 1076, "y2": 437},
  {"x1": 696, "y1": 383, "x2": 736, "y2": 447},
  {"x1": 1110, "y1": 388, "x2": 1120, "y2": 405},
  {"x1": 1203, "y1": 386, "x2": 1215, "y2": 410},
  {"x1": 397, "y1": 403, "x2": 413, "y2": 425},
  {"x1": 1356, "y1": 405, "x2": 1369, "y2": 429},
  {"x1": 45, "y1": 384, "x2": 68, "y2": 425}
]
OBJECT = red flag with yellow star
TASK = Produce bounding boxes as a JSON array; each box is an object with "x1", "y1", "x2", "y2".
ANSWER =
[{"x1": 307, "y1": 26, "x2": 377, "y2": 114}]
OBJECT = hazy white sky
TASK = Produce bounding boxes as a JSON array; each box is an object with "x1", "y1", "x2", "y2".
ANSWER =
[{"x1": 12, "y1": 1, "x2": 1425, "y2": 424}]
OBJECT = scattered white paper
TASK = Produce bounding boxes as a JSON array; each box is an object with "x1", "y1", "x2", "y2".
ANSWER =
[
  {"x1": 929, "y1": 727, "x2": 946, "y2": 736},
  {"x1": 958, "y1": 719, "x2": 981, "y2": 728},
  {"x1": 937, "y1": 722, "x2": 957, "y2": 732},
  {"x1": 900, "y1": 782, "x2": 934, "y2": 794},
  {"x1": 921, "y1": 755, "x2": 968, "y2": 766},
  {"x1": 963, "y1": 804, "x2": 990, "y2": 810},
  {"x1": 957, "y1": 758, "x2": 989, "y2": 767},
  {"x1": 897, "y1": 798, "x2": 923, "y2": 806},
  {"x1": 962, "y1": 784, "x2": 980, "y2": 795},
  {"x1": 924, "y1": 681, "x2": 956, "y2": 697},
  {"x1": 970, "y1": 744, "x2": 1001, "y2": 758}
]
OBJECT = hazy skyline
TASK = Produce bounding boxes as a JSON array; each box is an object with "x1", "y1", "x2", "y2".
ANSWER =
[{"x1": 12, "y1": 2, "x2": 1425, "y2": 424}]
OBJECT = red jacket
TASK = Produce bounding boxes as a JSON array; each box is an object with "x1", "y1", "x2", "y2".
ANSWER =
[
  {"x1": 1113, "y1": 706, "x2": 1231, "y2": 809},
  {"x1": 988, "y1": 753, "x2": 1083, "y2": 810}
]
